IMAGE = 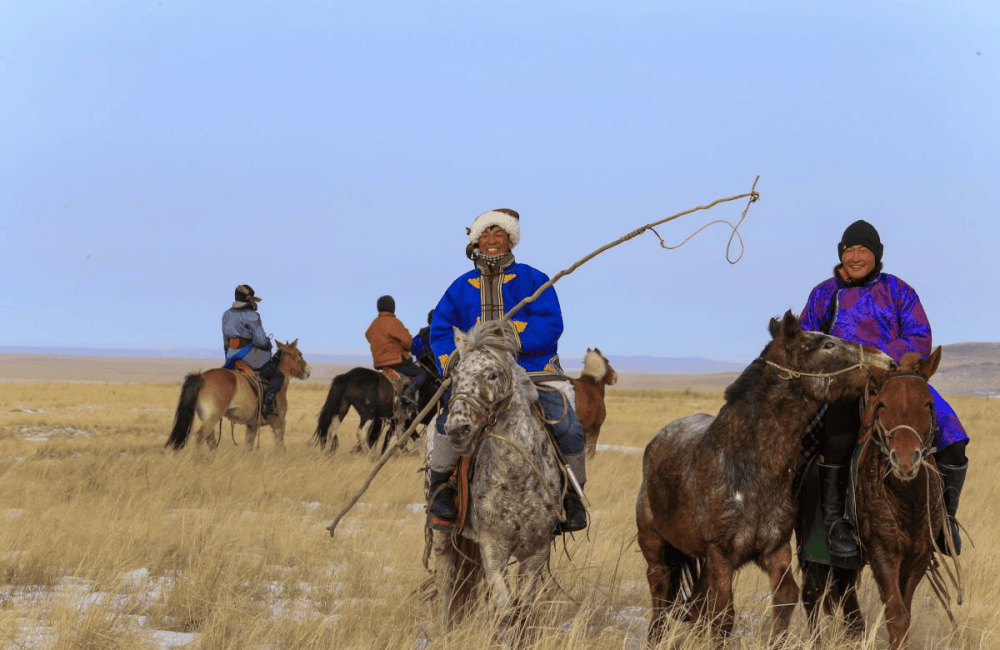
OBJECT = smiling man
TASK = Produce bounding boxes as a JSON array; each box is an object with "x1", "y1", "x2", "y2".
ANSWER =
[
  {"x1": 799, "y1": 219, "x2": 971, "y2": 561},
  {"x1": 425, "y1": 208, "x2": 589, "y2": 534}
]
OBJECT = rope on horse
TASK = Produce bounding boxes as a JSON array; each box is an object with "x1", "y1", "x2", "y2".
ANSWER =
[{"x1": 501, "y1": 175, "x2": 760, "y2": 322}]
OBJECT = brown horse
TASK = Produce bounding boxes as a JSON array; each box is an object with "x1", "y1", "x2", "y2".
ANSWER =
[
  {"x1": 800, "y1": 348, "x2": 950, "y2": 650},
  {"x1": 635, "y1": 311, "x2": 893, "y2": 644},
  {"x1": 163, "y1": 340, "x2": 310, "y2": 453},
  {"x1": 569, "y1": 347, "x2": 618, "y2": 458}
]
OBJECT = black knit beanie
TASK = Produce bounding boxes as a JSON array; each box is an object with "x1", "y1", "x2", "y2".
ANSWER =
[
  {"x1": 838, "y1": 220, "x2": 883, "y2": 265},
  {"x1": 377, "y1": 295, "x2": 395, "y2": 313}
]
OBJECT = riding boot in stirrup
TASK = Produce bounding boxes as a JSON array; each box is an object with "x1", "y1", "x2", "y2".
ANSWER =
[
  {"x1": 261, "y1": 392, "x2": 278, "y2": 420},
  {"x1": 818, "y1": 462, "x2": 859, "y2": 559},
  {"x1": 559, "y1": 452, "x2": 588, "y2": 534},
  {"x1": 428, "y1": 469, "x2": 458, "y2": 521},
  {"x1": 936, "y1": 461, "x2": 968, "y2": 555}
]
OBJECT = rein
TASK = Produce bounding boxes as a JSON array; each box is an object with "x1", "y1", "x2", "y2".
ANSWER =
[{"x1": 446, "y1": 350, "x2": 516, "y2": 430}]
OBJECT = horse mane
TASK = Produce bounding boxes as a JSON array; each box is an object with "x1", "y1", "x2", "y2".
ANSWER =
[
  {"x1": 461, "y1": 320, "x2": 538, "y2": 405},
  {"x1": 462, "y1": 320, "x2": 520, "y2": 359},
  {"x1": 723, "y1": 341, "x2": 773, "y2": 405}
]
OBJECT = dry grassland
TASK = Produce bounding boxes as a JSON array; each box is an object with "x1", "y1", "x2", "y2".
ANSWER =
[{"x1": 0, "y1": 361, "x2": 997, "y2": 649}]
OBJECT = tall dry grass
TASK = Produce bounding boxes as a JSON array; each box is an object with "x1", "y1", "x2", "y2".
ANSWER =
[{"x1": 0, "y1": 378, "x2": 996, "y2": 649}]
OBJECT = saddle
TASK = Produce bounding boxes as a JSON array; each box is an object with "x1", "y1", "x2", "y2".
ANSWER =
[
  {"x1": 378, "y1": 367, "x2": 413, "y2": 412},
  {"x1": 426, "y1": 455, "x2": 474, "y2": 533},
  {"x1": 227, "y1": 359, "x2": 266, "y2": 423},
  {"x1": 795, "y1": 442, "x2": 868, "y2": 571}
]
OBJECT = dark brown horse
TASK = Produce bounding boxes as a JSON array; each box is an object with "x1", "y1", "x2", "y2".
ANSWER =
[
  {"x1": 800, "y1": 348, "x2": 951, "y2": 650},
  {"x1": 635, "y1": 311, "x2": 893, "y2": 644},
  {"x1": 312, "y1": 362, "x2": 441, "y2": 454},
  {"x1": 569, "y1": 347, "x2": 618, "y2": 458},
  {"x1": 163, "y1": 340, "x2": 311, "y2": 452}
]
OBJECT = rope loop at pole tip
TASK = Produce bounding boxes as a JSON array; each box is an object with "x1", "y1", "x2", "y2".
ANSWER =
[{"x1": 502, "y1": 175, "x2": 762, "y2": 321}]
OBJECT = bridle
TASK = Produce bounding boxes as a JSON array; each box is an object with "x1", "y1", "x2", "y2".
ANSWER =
[
  {"x1": 447, "y1": 349, "x2": 516, "y2": 431},
  {"x1": 764, "y1": 342, "x2": 870, "y2": 394},
  {"x1": 864, "y1": 371, "x2": 938, "y2": 462}
]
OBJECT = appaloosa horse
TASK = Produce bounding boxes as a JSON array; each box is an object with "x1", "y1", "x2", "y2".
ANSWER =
[
  {"x1": 800, "y1": 348, "x2": 953, "y2": 650},
  {"x1": 635, "y1": 311, "x2": 893, "y2": 645},
  {"x1": 164, "y1": 339, "x2": 310, "y2": 453},
  {"x1": 429, "y1": 320, "x2": 564, "y2": 640},
  {"x1": 569, "y1": 347, "x2": 618, "y2": 458}
]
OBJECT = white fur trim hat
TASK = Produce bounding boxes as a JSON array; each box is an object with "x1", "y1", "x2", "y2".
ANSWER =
[{"x1": 467, "y1": 208, "x2": 520, "y2": 248}]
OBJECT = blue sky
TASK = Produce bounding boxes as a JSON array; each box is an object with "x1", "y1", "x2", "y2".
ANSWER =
[{"x1": 3, "y1": 1, "x2": 997, "y2": 362}]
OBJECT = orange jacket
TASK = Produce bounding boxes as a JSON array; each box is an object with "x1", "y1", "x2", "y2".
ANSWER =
[{"x1": 365, "y1": 312, "x2": 413, "y2": 368}]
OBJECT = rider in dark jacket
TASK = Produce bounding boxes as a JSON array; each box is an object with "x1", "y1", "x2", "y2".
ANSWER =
[
  {"x1": 222, "y1": 284, "x2": 284, "y2": 419},
  {"x1": 801, "y1": 220, "x2": 970, "y2": 557}
]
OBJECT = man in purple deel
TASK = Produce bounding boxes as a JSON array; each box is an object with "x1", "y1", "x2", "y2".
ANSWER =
[{"x1": 801, "y1": 220, "x2": 970, "y2": 559}]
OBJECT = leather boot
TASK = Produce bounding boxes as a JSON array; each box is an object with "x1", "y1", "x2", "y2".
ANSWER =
[
  {"x1": 936, "y1": 461, "x2": 968, "y2": 555},
  {"x1": 559, "y1": 452, "x2": 588, "y2": 533},
  {"x1": 262, "y1": 391, "x2": 278, "y2": 419},
  {"x1": 428, "y1": 469, "x2": 458, "y2": 521},
  {"x1": 818, "y1": 462, "x2": 859, "y2": 558}
]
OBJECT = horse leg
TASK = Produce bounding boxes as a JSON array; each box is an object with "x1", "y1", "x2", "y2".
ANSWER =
[
  {"x1": 269, "y1": 416, "x2": 286, "y2": 453},
  {"x1": 193, "y1": 399, "x2": 223, "y2": 450},
  {"x1": 839, "y1": 569, "x2": 865, "y2": 638},
  {"x1": 637, "y1": 497, "x2": 675, "y2": 645},
  {"x1": 869, "y1": 556, "x2": 910, "y2": 650},
  {"x1": 799, "y1": 561, "x2": 827, "y2": 633},
  {"x1": 702, "y1": 550, "x2": 735, "y2": 638},
  {"x1": 509, "y1": 551, "x2": 548, "y2": 645},
  {"x1": 758, "y1": 542, "x2": 798, "y2": 639},
  {"x1": 431, "y1": 531, "x2": 459, "y2": 631},
  {"x1": 478, "y1": 539, "x2": 514, "y2": 632},
  {"x1": 244, "y1": 424, "x2": 260, "y2": 452}
]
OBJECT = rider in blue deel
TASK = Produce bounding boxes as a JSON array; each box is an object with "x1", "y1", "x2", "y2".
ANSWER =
[{"x1": 427, "y1": 208, "x2": 588, "y2": 533}]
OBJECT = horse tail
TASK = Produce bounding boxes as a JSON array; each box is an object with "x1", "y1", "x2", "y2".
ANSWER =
[
  {"x1": 165, "y1": 373, "x2": 204, "y2": 450},
  {"x1": 314, "y1": 375, "x2": 347, "y2": 448}
]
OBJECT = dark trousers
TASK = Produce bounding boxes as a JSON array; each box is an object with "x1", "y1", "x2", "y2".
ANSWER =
[
  {"x1": 388, "y1": 359, "x2": 426, "y2": 391},
  {"x1": 257, "y1": 359, "x2": 285, "y2": 398},
  {"x1": 820, "y1": 398, "x2": 861, "y2": 465}
]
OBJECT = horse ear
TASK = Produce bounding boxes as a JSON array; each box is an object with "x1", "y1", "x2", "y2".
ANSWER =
[
  {"x1": 290, "y1": 338, "x2": 298, "y2": 348},
  {"x1": 453, "y1": 326, "x2": 469, "y2": 356},
  {"x1": 916, "y1": 346, "x2": 942, "y2": 380},
  {"x1": 770, "y1": 310, "x2": 799, "y2": 340},
  {"x1": 782, "y1": 310, "x2": 802, "y2": 338}
]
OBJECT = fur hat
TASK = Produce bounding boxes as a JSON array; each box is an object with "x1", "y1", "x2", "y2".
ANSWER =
[
  {"x1": 838, "y1": 220, "x2": 883, "y2": 265},
  {"x1": 467, "y1": 208, "x2": 520, "y2": 248},
  {"x1": 377, "y1": 295, "x2": 395, "y2": 314},
  {"x1": 232, "y1": 284, "x2": 262, "y2": 309}
]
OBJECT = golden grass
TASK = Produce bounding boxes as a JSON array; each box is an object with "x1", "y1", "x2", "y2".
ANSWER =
[{"x1": 0, "y1": 377, "x2": 996, "y2": 649}]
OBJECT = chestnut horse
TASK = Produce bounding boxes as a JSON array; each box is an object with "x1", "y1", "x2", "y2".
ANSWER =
[
  {"x1": 569, "y1": 347, "x2": 618, "y2": 458},
  {"x1": 635, "y1": 311, "x2": 893, "y2": 644},
  {"x1": 800, "y1": 348, "x2": 954, "y2": 650},
  {"x1": 163, "y1": 340, "x2": 311, "y2": 453}
]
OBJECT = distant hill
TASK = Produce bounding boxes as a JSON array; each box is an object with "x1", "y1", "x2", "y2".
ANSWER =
[{"x1": 1, "y1": 343, "x2": 995, "y2": 396}]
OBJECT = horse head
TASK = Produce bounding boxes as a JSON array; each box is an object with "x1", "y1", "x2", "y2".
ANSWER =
[
  {"x1": 583, "y1": 347, "x2": 618, "y2": 386},
  {"x1": 863, "y1": 347, "x2": 941, "y2": 480},
  {"x1": 276, "y1": 339, "x2": 311, "y2": 380},
  {"x1": 444, "y1": 321, "x2": 534, "y2": 455},
  {"x1": 765, "y1": 310, "x2": 894, "y2": 403}
]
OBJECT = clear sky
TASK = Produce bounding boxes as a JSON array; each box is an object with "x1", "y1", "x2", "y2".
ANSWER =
[{"x1": 3, "y1": 1, "x2": 997, "y2": 362}]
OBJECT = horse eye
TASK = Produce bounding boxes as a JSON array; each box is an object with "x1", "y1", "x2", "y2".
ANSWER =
[
  {"x1": 488, "y1": 372, "x2": 498, "y2": 381},
  {"x1": 822, "y1": 341, "x2": 836, "y2": 350}
]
